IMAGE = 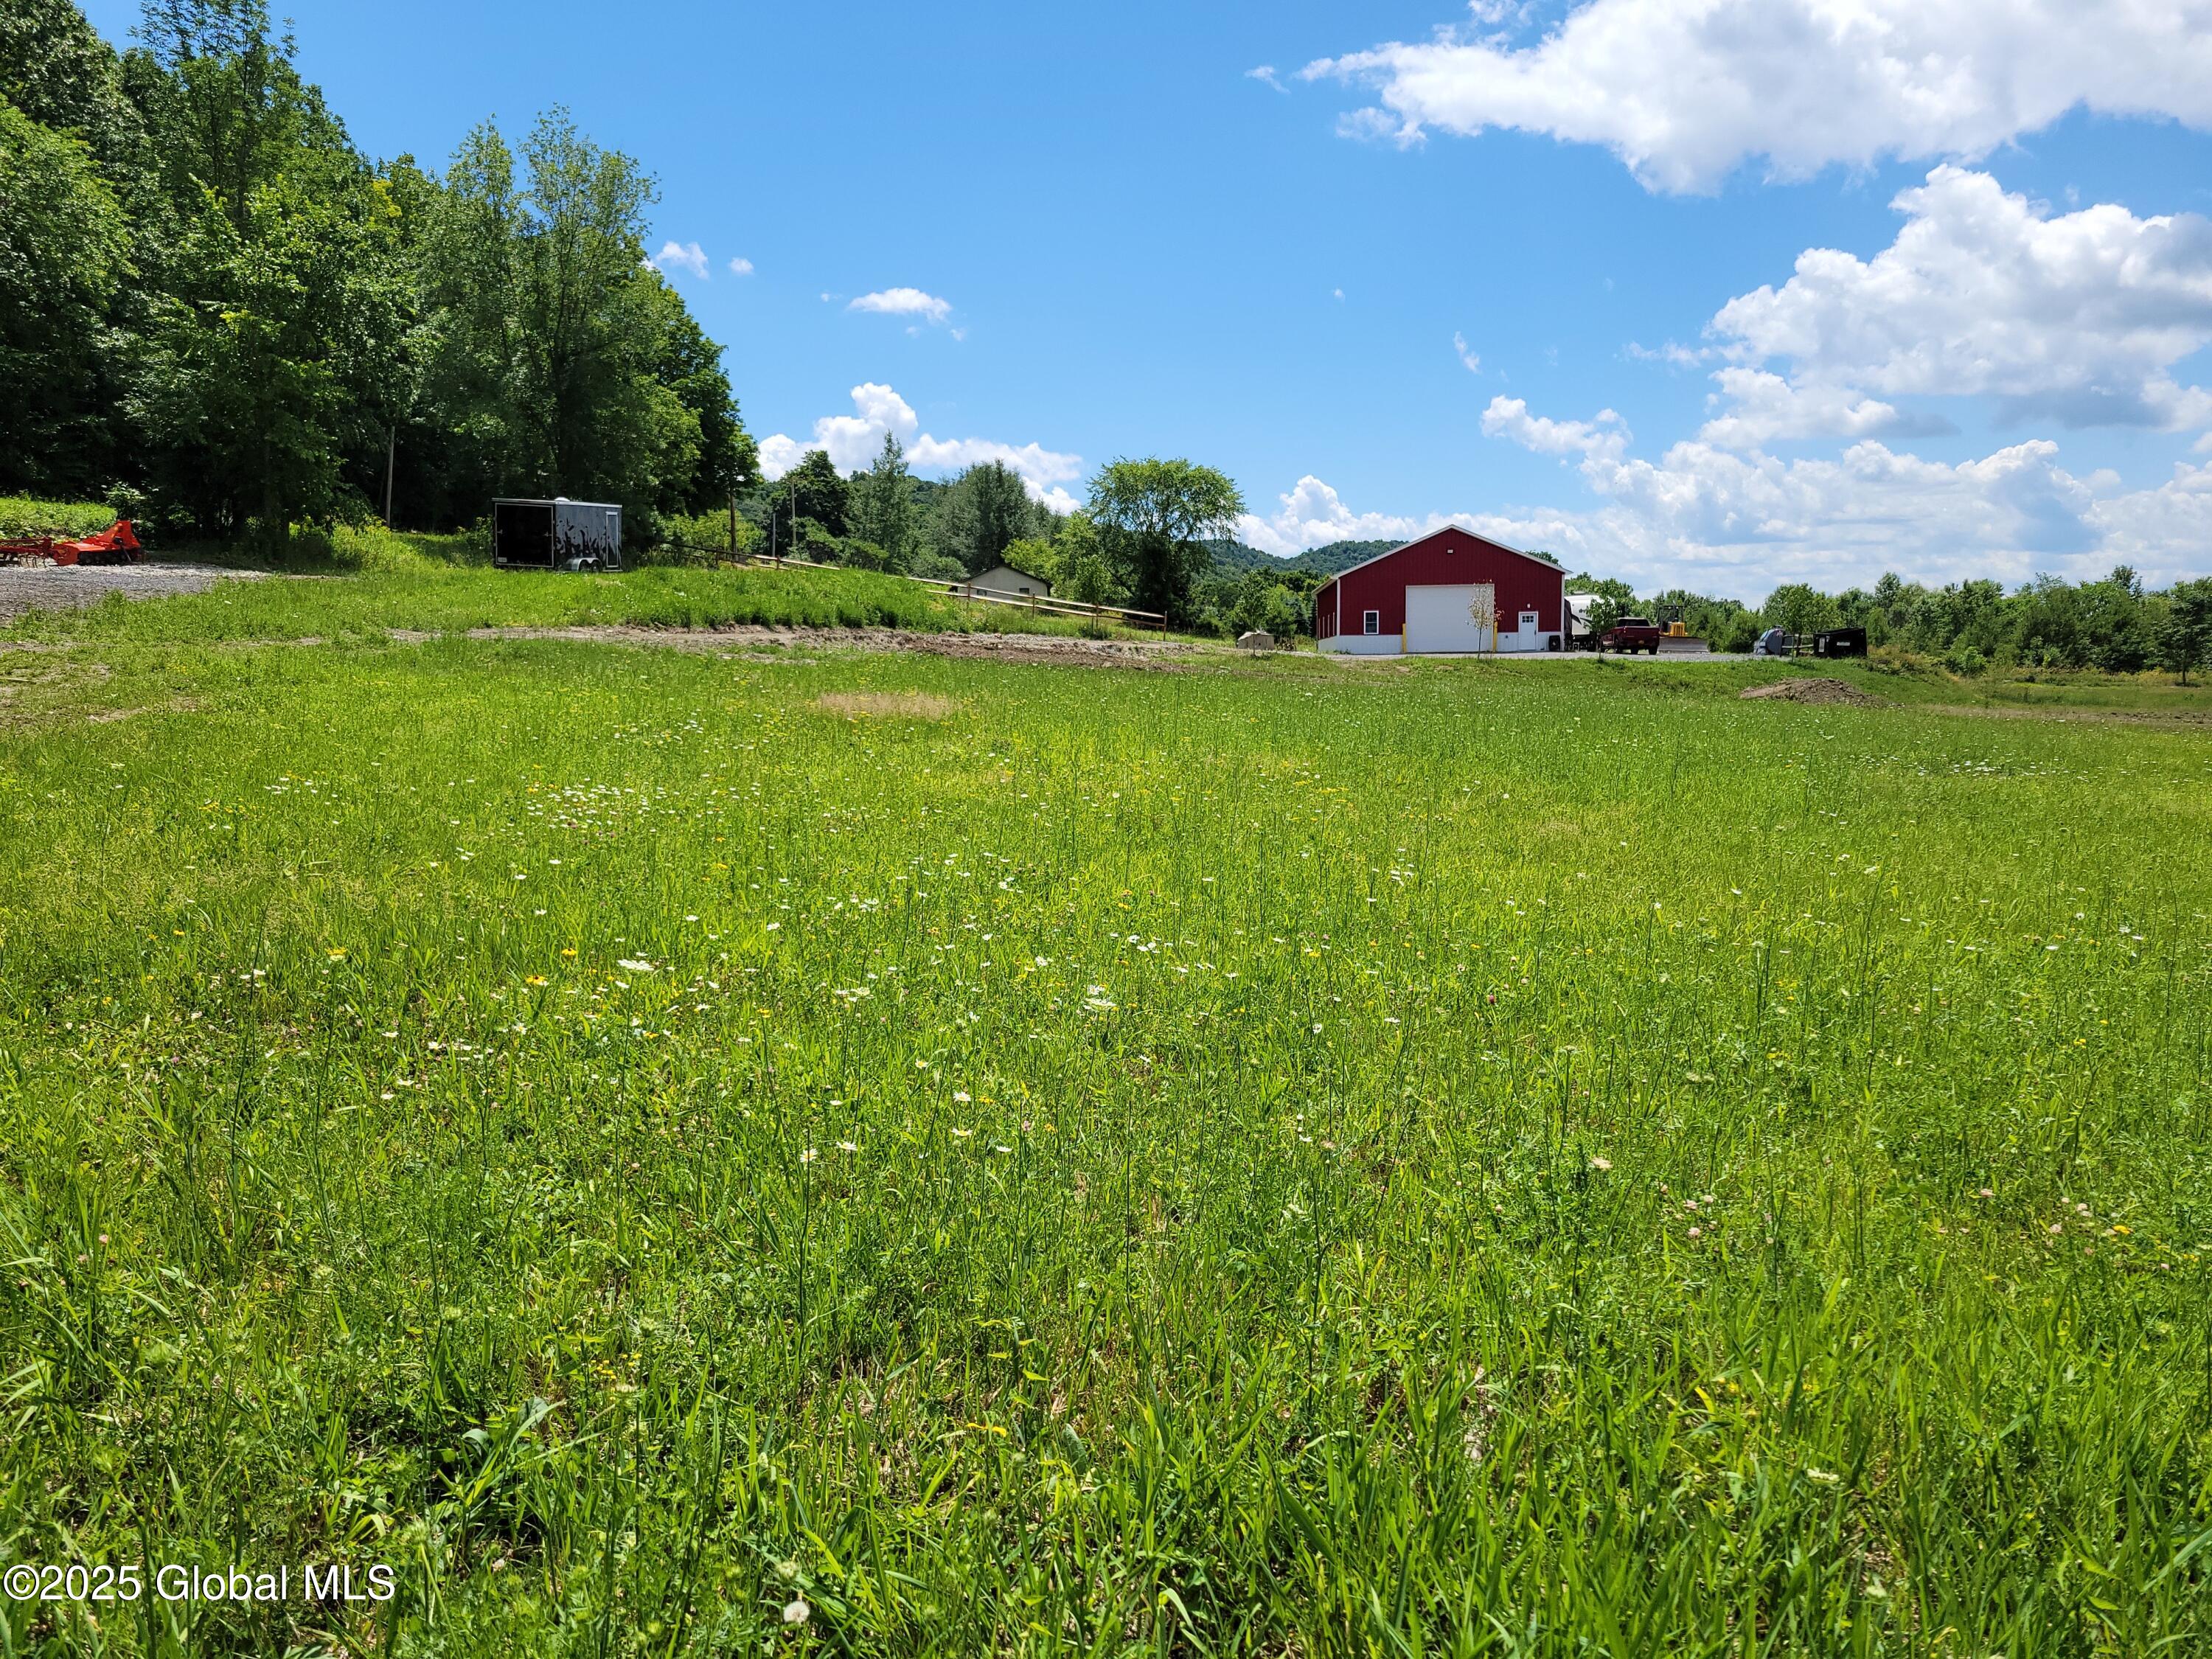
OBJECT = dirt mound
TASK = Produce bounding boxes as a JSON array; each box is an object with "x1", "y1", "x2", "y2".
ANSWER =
[{"x1": 1739, "y1": 677, "x2": 1888, "y2": 708}]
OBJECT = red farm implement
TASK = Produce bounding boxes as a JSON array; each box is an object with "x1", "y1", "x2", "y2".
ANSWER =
[{"x1": 0, "y1": 519, "x2": 143, "y2": 568}]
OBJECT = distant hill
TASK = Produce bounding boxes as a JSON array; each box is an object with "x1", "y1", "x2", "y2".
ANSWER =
[{"x1": 1204, "y1": 538, "x2": 1397, "y2": 578}]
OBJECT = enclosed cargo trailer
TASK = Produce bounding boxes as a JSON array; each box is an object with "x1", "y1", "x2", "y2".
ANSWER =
[{"x1": 492, "y1": 498, "x2": 623, "y2": 571}]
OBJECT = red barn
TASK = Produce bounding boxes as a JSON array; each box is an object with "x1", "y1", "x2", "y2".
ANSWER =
[{"x1": 1313, "y1": 528, "x2": 1568, "y2": 655}]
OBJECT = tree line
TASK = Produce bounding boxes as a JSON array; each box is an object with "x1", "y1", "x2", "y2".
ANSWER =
[
  {"x1": 1, "y1": 0, "x2": 751, "y2": 543},
  {"x1": 754, "y1": 440, "x2": 1266, "y2": 630},
  {"x1": 1569, "y1": 568, "x2": 2212, "y2": 681}
]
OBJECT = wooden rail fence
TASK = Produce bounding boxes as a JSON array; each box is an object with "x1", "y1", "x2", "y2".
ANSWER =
[{"x1": 647, "y1": 540, "x2": 1169, "y2": 631}]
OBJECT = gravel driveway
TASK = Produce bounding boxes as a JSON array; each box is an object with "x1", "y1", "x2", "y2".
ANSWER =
[{"x1": 0, "y1": 561, "x2": 262, "y2": 623}]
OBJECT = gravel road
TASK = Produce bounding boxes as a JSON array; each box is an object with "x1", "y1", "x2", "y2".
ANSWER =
[{"x1": 0, "y1": 561, "x2": 262, "y2": 623}]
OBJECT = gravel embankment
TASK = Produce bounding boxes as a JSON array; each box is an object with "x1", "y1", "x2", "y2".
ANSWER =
[{"x1": 0, "y1": 561, "x2": 262, "y2": 622}]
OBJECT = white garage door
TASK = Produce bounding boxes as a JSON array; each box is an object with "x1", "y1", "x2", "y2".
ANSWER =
[{"x1": 1404, "y1": 584, "x2": 1496, "y2": 653}]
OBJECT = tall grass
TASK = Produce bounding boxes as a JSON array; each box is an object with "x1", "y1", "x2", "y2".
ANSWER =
[
  {"x1": 1, "y1": 554, "x2": 1144, "y2": 647},
  {"x1": 0, "y1": 639, "x2": 2207, "y2": 1653}
]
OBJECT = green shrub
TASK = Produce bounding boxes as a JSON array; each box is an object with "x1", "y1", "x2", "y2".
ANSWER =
[
  {"x1": 639, "y1": 509, "x2": 760, "y2": 566},
  {"x1": 909, "y1": 547, "x2": 966, "y2": 583},
  {"x1": 798, "y1": 521, "x2": 843, "y2": 563},
  {"x1": 0, "y1": 495, "x2": 116, "y2": 540}
]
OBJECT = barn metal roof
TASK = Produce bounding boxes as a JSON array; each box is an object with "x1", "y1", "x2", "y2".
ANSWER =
[{"x1": 1312, "y1": 526, "x2": 1565, "y2": 593}]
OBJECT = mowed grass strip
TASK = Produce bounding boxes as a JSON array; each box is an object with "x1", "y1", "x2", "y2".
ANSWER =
[{"x1": 1, "y1": 636, "x2": 2208, "y2": 1654}]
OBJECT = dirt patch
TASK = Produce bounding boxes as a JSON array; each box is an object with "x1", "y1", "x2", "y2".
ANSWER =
[
  {"x1": 1739, "y1": 677, "x2": 1888, "y2": 708},
  {"x1": 815, "y1": 691, "x2": 963, "y2": 720},
  {"x1": 437, "y1": 624, "x2": 1194, "y2": 670},
  {"x1": 0, "y1": 561, "x2": 267, "y2": 622}
]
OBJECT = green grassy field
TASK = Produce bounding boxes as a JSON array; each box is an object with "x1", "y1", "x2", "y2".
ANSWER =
[{"x1": 1, "y1": 620, "x2": 2208, "y2": 1655}]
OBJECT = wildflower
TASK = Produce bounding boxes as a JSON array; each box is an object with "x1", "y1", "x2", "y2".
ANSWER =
[
  {"x1": 618, "y1": 959, "x2": 655, "y2": 973},
  {"x1": 799, "y1": 1148, "x2": 817, "y2": 1164},
  {"x1": 1589, "y1": 1156, "x2": 1611, "y2": 1172},
  {"x1": 782, "y1": 1598, "x2": 810, "y2": 1624},
  {"x1": 327, "y1": 948, "x2": 347, "y2": 960},
  {"x1": 561, "y1": 948, "x2": 577, "y2": 959},
  {"x1": 950, "y1": 1127, "x2": 973, "y2": 1138},
  {"x1": 526, "y1": 975, "x2": 547, "y2": 987},
  {"x1": 1688, "y1": 1226, "x2": 1703, "y2": 1239},
  {"x1": 2048, "y1": 1222, "x2": 2063, "y2": 1235},
  {"x1": 838, "y1": 1141, "x2": 858, "y2": 1152},
  {"x1": 953, "y1": 1091, "x2": 970, "y2": 1102},
  {"x1": 1977, "y1": 1188, "x2": 1993, "y2": 1199}
]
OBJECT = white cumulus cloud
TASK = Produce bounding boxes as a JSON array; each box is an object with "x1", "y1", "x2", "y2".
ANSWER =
[
  {"x1": 1305, "y1": 0, "x2": 2212, "y2": 193},
  {"x1": 1478, "y1": 392, "x2": 2208, "y2": 593},
  {"x1": 1481, "y1": 396, "x2": 1630, "y2": 462},
  {"x1": 1453, "y1": 332, "x2": 1481, "y2": 374},
  {"x1": 1696, "y1": 369, "x2": 1952, "y2": 450},
  {"x1": 728, "y1": 256, "x2": 754, "y2": 276},
  {"x1": 849, "y1": 288, "x2": 953, "y2": 325},
  {"x1": 1703, "y1": 167, "x2": 2212, "y2": 437},
  {"x1": 650, "y1": 240, "x2": 709, "y2": 280},
  {"x1": 1235, "y1": 476, "x2": 1581, "y2": 559},
  {"x1": 758, "y1": 383, "x2": 1083, "y2": 512}
]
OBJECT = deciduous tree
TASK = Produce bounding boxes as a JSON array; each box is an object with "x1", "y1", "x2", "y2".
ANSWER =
[
  {"x1": 2159, "y1": 578, "x2": 2212, "y2": 686},
  {"x1": 851, "y1": 432, "x2": 916, "y2": 571},
  {"x1": 0, "y1": 101, "x2": 132, "y2": 494},
  {"x1": 935, "y1": 460, "x2": 1037, "y2": 574},
  {"x1": 774, "y1": 450, "x2": 849, "y2": 545},
  {"x1": 1087, "y1": 457, "x2": 1244, "y2": 624}
]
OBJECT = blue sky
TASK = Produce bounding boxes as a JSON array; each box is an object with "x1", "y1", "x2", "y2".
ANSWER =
[{"x1": 83, "y1": 1, "x2": 2212, "y2": 597}]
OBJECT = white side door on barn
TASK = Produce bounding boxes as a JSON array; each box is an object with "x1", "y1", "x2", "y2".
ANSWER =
[{"x1": 1404, "y1": 584, "x2": 1496, "y2": 653}]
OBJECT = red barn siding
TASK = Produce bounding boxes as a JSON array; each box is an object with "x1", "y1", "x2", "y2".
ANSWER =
[{"x1": 1315, "y1": 529, "x2": 1565, "y2": 645}]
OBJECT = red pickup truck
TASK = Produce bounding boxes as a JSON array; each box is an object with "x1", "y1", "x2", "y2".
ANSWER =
[{"x1": 1598, "y1": 615, "x2": 1663, "y2": 654}]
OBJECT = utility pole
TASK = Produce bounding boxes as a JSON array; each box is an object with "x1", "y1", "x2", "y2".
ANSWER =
[
  {"x1": 728, "y1": 490, "x2": 737, "y2": 563},
  {"x1": 383, "y1": 428, "x2": 397, "y2": 528}
]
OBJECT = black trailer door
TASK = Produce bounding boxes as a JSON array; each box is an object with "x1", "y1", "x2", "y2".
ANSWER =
[{"x1": 494, "y1": 502, "x2": 554, "y2": 568}]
